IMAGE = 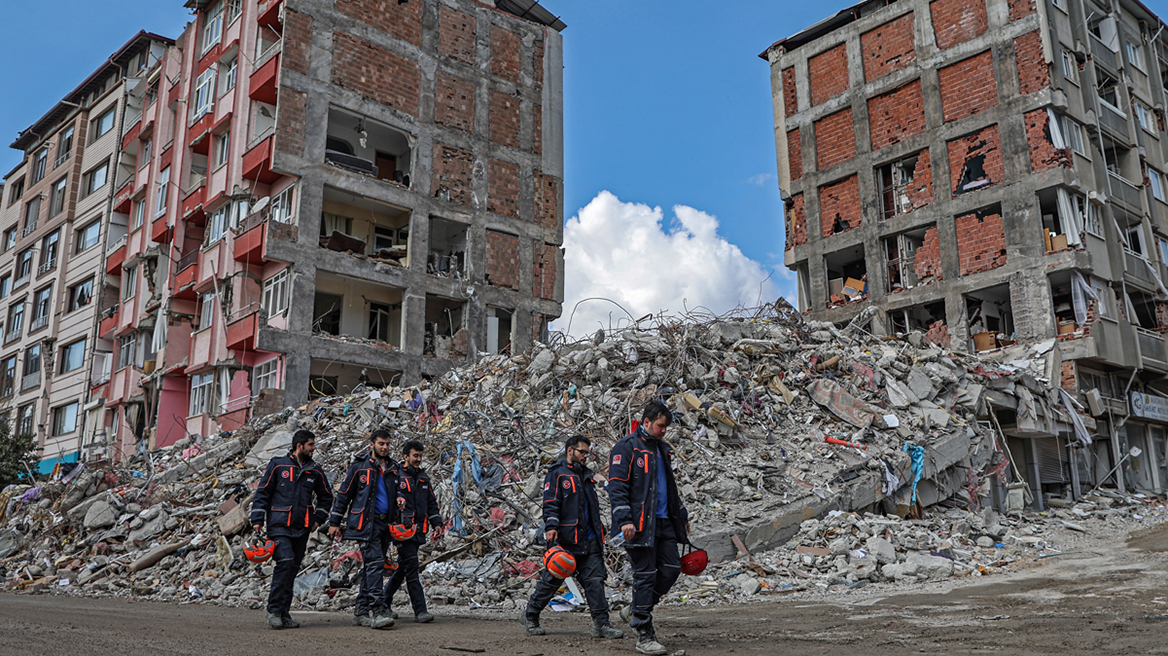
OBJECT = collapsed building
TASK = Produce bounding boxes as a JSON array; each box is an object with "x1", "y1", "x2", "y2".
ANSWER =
[
  {"x1": 4, "y1": 304, "x2": 1150, "y2": 608},
  {"x1": 763, "y1": 0, "x2": 1168, "y2": 506},
  {"x1": 0, "y1": 0, "x2": 565, "y2": 471}
]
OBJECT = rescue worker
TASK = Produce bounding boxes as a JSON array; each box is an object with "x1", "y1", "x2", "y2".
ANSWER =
[
  {"x1": 521, "y1": 435, "x2": 624, "y2": 640},
  {"x1": 329, "y1": 429, "x2": 401, "y2": 629},
  {"x1": 608, "y1": 401, "x2": 690, "y2": 655},
  {"x1": 251, "y1": 429, "x2": 334, "y2": 630},
  {"x1": 382, "y1": 439, "x2": 443, "y2": 623}
]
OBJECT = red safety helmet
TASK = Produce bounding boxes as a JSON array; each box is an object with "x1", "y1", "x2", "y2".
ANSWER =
[
  {"x1": 384, "y1": 559, "x2": 399, "y2": 573},
  {"x1": 244, "y1": 539, "x2": 276, "y2": 563},
  {"x1": 680, "y1": 547, "x2": 708, "y2": 576},
  {"x1": 389, "y1": 524, "x2": 417, "y2": 541},
  {"x1": 544, "y1": 545, "x2": 576, "y2": 579}
]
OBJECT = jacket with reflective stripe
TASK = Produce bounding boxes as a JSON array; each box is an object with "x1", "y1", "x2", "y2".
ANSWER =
[
  {"x1": 329, "y1": 452, "x2": 400, "y2": 541},
  {"x1": 541, "y1": 458, "x2": 604, "y2": 553},
  {"x1": 250, "y1": 453, "x2": 334, "y2": 532},
  {"x1": 606, "y1": 427, "x2": 688, "y2": 548}
]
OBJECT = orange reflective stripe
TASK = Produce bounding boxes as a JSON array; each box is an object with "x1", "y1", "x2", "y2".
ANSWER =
[{"x1": 358, "y1": 510, "x2": 364, "y2": 530}]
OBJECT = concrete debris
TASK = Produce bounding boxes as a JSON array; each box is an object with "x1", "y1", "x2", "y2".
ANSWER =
[{"x1": 0, "y1": 300, "x2": 1163, "y2": 612}]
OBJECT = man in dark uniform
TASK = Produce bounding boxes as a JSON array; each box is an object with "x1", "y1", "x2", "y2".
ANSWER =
[
  {"x1": 251, "y1": 429, "x2": 334, "y2": 629},
  {"x1": 329, "y1": 429, "x2": 400, "y2": 629},
  {"x1": 608, "y1": 401, "x2": 689, "y2": 655},
  {"x1": 383, "y1": 439, "x2": 443, "y2": 623},
  {"x1": 521, "y1": 435, "x2": 624, "y2": 639}
]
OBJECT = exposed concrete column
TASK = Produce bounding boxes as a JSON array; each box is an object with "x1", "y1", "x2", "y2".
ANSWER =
[{"x1": 401, "y1": 291, "x2": 426, "y2": 356}]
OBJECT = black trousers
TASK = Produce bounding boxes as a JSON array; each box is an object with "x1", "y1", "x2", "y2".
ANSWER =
[
  {"x1": 354, "y1": 518, "x2": 391, "y2": 616},
  {"x1": 625, "y1": 519, "x2": 681, "y2": 629},
  {"x1": 266, "y1": 527, "x2": 310, "y2": 616},
  {"x1": 526, "y1": 537, "x2": 611, "y2": 624},
  {"x1": 383, "y1": 539, "x2": 427, "y2": 615}
]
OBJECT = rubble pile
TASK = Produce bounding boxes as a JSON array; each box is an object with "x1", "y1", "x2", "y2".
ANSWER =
[{"x1": 0, "y1": 301, "x2": 1158, "y2": 611}]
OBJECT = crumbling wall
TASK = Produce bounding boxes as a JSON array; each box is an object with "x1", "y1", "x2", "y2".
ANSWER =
[
  {"x1": 533, "y1": 171, "x2": 558, "y2": 229},
  {"x1": 913, "y1": 226, "x2": 943, "y2": 281},
  {"x1": 437, "y1": 4, "x2": 476, "y2": 65},
  {"x1": 489, "y1": 90, "x2": 521, "y2": 149},
  {"x1": 925, "y1": 320, "x2": 951, "y2": 348},
  {"x1": 819, "y1": 175, "x2": 861, "y2": 238},
  {"x1": 786, "y1": 194, "x2": 807, "y2": 250},
  {"x1": 931, "y1": 0, "x2": 988, "y2": 50},
  {"x1": 782, "y1": 67, "x2": 798, "y2": 116},
  {"x1": 948, "y1": 125, "x2": 1003, "y2": 195},
  {"x1": 332, "y1": 31, "x2": 421, "y2": 116},
  {"x1": 487, "y1": 158, "x2": 520, "y2": 219},
  {"x1": 1009, "y1": 0, "x2": 1037, "y2": 20},
  {"x1": 956, "y1": 210, "x2": 1007, "y2": 275},
  {"x1": 939, "y1": 51, "x2": 998, "y2": 123},
  {"x1": 815, "y1": 108, "x2": 856, "y2": 170},
  {"x1": 532, "y1": 243, "x2": 557, "y2": 300},
  {"x1": 808, "y1": 43, "x2": 849, "y2": 106},
  {"x1": 868, "y1": 80, "x2": 926, "y2": 150},
  {"x1": 435, "y1": 72, "x2": 476, "y2": 133},
  {"x1": 337, "y1": 0, "x2": 422, "y2": 45},
  {"x1": 788, "y1": 128, "x2": 803, "y2": 181},
  {"x1": 1025, "y1": 109, "x2": 1073, "y2": 172},
  {"x1": 907, "y1": 150, "x2": 935, "y2": 209},
  {"x1": 1015, "y1": 31, "x2": 1050, "y2": 95},
  {"x1": 433, "y1": 143, "x2": 474, "y2": 205},
  {"x1": 861, "y1": 12, "x2": 916, "y2": 82},
  {"x1": 485, "y1": 230, "x2": 520, "y2": 290}
]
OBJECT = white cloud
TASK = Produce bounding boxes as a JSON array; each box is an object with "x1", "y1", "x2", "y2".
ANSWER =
[
  {"x1": 556, "y1": 191, "x2": 780, "y2": 337},
  {"x1": 748, "y1": 173, "x2": 775, "y2": 186}
]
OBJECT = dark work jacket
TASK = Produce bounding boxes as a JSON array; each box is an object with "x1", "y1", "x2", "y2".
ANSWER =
[
  {"x1": 541, "y1": 458, "x2": 605, "y2": 554},
  {"x1": 393, "y1": 463, "x2": 443, "y2": 544},
  {"x1": 250, "y1": 453, "x2": 334, "y2": 532},
  {"x1": 607, "y1": 426, "x2": 689, "y2": 548},
  {"x1": 328, "y1": 452, "x2": 400, "y2": 542}
]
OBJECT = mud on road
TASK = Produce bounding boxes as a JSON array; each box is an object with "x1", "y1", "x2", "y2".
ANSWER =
[{"x1": 3, "y1": 524, "x2": 1168, "y2": 656}]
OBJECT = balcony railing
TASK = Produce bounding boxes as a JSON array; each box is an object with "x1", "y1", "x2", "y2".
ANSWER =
[
  {"x1": 1137, "y1": 327, "x2": 1168, "y2": 365},
  {"x1": 176, "y1": 249, "x2": 199, "y2": 272},
  {"x1": 1100, "y1": 100, "x2": 1129, "y2": 135},
  {"x1": 20, "y1": 371, "x2": 40, "y2": 391},
  {"x1": 37, "y1": 259, "x2": 56, "y2": 275},
  {"x1": 28, "y1": 315, "x2": 48, "y2": 332},
  {"x1": 1110, "y1": 172, "x2": 1143, "y2": 211},
  {"x1": 1091, "y1": 35, "x2": 1117, "y2": 69},
  {"x1": 3, "y1": 330, "x2": 19, "y2": 346},
  {"x1": 106, "y1": 234, "x2": 127, "y2": 255},
  {"x1": 12, "y1": 274, "x2": 30, "y2": 290},
  {"x1": 21, "y1": 222, "x2": 36, "y2": 238}
]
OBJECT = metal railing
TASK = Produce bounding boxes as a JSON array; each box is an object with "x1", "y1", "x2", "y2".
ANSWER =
[
  {"x1": 28, "y1": 315, "x2": 48, "y2": 332},
  {"x1": 20, "y1": 371, "x2": 40, "y2": 391},
  {"x1": 106, "y1": 234, "x2": 127, "y2": 255},
  {"x1": 20, "y1": 221, "x2": 36, "y2": 237},
  {"x1": 37, "y1": 259, "x2": 56, "y2": 275}
]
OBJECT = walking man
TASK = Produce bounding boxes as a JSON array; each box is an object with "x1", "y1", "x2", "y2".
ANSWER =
[
  {"x1": 383, "y1": 439, "x2": 443, "y2": 623},
  {"x1": 329, "y1": 429, "x2": 400, "y2": 629},
  {"x1": 522, "y1": 435, "x2": 624, "y2": 640},
  {"x1": 251, "y1": 429, "x2": 334, "y2": 629},
  {"x1": 608, "y1": 401, "x2": 689, "y2": 655}
]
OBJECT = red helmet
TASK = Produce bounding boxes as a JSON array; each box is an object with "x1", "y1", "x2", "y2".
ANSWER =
[
  {"x1": 244, "y1": 539, "x2": 275, "y2": 563},
  {"x1": 389, "y1": 524, "x2": 417, "y2": 541},
  {"x1": 384, "y1": 558, "x2": 399, "y2": 573},
  {"x1": 544, "y1": 545, "x2": 576, "y2": 579},
  {"x1": 680, "y1": 548, "x2": 708, "y2": 576}
]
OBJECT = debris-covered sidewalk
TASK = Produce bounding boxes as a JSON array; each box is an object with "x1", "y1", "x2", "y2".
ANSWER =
[{"x1": 0, "y1": 301, "x2": 1161, "y2": 613}]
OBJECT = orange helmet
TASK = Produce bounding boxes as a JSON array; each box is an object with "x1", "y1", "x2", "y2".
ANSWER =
[
  {"x1": 389, "y1": 524, "x2": 417, "y2": 541},
  {"x1": 244, "y1": 539, "x2": 275, "y2": 563},
  {"x1": 384, "y1": 558, "x2": 399, "y2": 573},
  {"x1": 543, "y1": 545, "x2": 576, "y2": 579}
]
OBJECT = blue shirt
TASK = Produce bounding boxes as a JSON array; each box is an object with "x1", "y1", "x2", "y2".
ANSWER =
[
  {"x1": 655, "y1": 443, "x2": 669, "y2": 518},
  {"x1": 373, "y1": 464, "x2": 390, "y2": 514}
]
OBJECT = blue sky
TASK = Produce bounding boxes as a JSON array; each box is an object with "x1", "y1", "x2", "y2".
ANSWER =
[{"x1": 0, "y1": 0, "x2": 859, "y2": 328}]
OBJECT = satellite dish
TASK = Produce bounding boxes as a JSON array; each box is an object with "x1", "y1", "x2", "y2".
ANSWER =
[{"x1": 250, "y1": 196, "x2": 270, "y2": 214}]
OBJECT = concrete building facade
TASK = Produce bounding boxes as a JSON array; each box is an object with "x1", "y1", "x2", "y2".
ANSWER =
[
  {"x1": 0, "y1": 34, "x2": 173, "y2": 471},
  {"x1": 4, "y1": 0, "x2": 564, "y2": 466},
  {"x1": 765, "y1": 0, "x2": 1168, "y2": 503}
]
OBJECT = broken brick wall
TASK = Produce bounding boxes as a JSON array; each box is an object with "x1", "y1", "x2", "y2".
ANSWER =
[
  {"x1": 788, "y1": 129, "x2": 803, "y2": 181},
  {"x1": 1009, "y1": 0, "x2": 1037, "y2": 20},
  {"x1": 819, "y1": 175, "x2": 861, "y2": 238},
  {"x1": 913, "y1": 226, "x2": 943, "y2": 281},
  {"x1": 336, "y1": 0, "x2": 422, "y2": 46},
  {"x1": 533, "y1": 243, "x2": 557, "y2": 300},
  {"x1": 938, "y1": 51, "x2": 998, "y2": 123},
  {"x1": 931, "y1": 0, "x2": 988, "y2": 50},
  {"x1": 488, "y1": 158, "x2": 520, "y2": 219},
  {"x1": 924, "y1": 320, "x2": 951, "y2": 349},
  {"x1": 1015, "y1": 31, "x2": 1050, "y2": 95},
  {"x1": 332, "y1": 31, "x2": 420, "y2": 116},
  {"x1": 808, "y1": 44, "x2": 849, "y2": 106},
  {"x1": 485, "y1": 230, "x2": 520, "y2": 290},
  {"x1": 438, "y1": 4, "x2": 476, "y2": 65},
  {"x1": 491, "y1": 26, "x2": 521, "y2": 82},
  {"x1": 433, "y1": 143, "x2": 474, "y2": 205},
  {"x1": 1025, "y1": 109, "x2": 1074, "y2": 172},
  {"x1": 868, "y1": 80, "x2": 926, "y2": 150},
  {"x1": 782, "y1": 67, "x2": 798, "y2": 116},
  {"x1": 1059, "y1": 360, "x2": 1076, "y2": 391},
  {"x1": 948, "y1": 125, "x2": 1003, "y2": 196},
  {"x1": 861, "y1": 13, "x2": 916, "y2": 83},
  {"x1": 815, "y1": 108, "x2": 857, "y2": 170},
  {"x1": 955, "y1": 210, "x2": 1007, "y2": 275},
  {"x1": 786, "y1": 194, "x2": 807, "y2": 250},
  {"x1": 906, "y1": 150, "x2": 935, "y2": 209},
  {"x1": 435, "y1": 72, "x2": 475, "y2": 133},
  {"x1": 534, "y1": 171, "x2": 558, "y2": 229}
]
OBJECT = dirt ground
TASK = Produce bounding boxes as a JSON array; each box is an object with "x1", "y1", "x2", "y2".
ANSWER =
[{"x1": 3, "y1": 523, "x2": 1168, "y2": 656}]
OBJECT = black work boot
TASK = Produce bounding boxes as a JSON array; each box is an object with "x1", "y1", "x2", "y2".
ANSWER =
[
  {"x1": 591, "y1": 622, "x2": 624, "y2": 639},
  {"x1": 520, "y1": 611, "x2": 546, "y2": 636},
  {"x1": 281, "y1": 614, "x2": 301, "y2": 629},
  {"x1": 635, "y1": 625, "x2": 667, "y2": 655},
  {"x1": 266, "y1": 612, "x2": 284, "y2": 629}
]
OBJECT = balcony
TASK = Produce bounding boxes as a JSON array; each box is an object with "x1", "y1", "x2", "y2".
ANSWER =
[
  {"x1": 1100, "y1": 101, "x2": 1129, "y2": 136},
  {"x1": 151, "y1": 215, "x2": 173, "y2": 244},
  {"x1": 226, "y1": 306, "x2": 263, "y2": 351},
  {"x1": 258, "y1": 0, "x2": 283, "y2": 31},
  {"x1": 188, "y1": 112, "x2": 216, "y2": 155},
  {"x1": 121, "y1": 119, "x2": 142, "y2": 151},
  {"x1": 28, "y1": 314, "x2": 48, "y2": 333},
  {"x1": 1110, "y1": 172, "x2": 1143, "y2": 213},
  {"x1": 249, "y1": 51, "x2": 279, "y2": 106},
  {"x1": 21, "y1": 371, "x2": 40, "y2": 392},
  {"x1": 182, "y1": 176, "x2": 207, "y2": 221},
  {"x1": 1091, "y1": 35, "x2": 1117, "y2": 70},
  {"x1": 21, "y1": 221, "x2": 37, "y2": 238},
  {"x1": 234, "y1": 213, "x2": 270, "y2": 264},
  {"x1": 174, "y1": 251, "x2": 199, "y2": 299},
  {"x1": 113, "y1": 180, "x2": 134, "y2": 214},
  {"x1": 98, "y1": 306, "x2": 119, "y2": 338},
  {"x1": 242, "y1": 134, "x2": 278, "y2": 183},
  {"x1": 1137, "y1": 328, "x2": 1168, "y2": 372},
  {"x1": 37, "y1": 258, "x2": 56, "y2": 276},
  {"x1": 105, "y1": 241, "x2": 127, "y2": 275}
]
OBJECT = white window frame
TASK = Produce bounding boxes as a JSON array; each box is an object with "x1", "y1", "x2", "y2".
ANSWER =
[
  {"x1": 1151, "y1": 169, "x2": 1167, "y2": 202},
  {"x1": 1127, "y1": 42, "x2": 1146, "y2": 71},
  {"x1": 49, "y1": 177, "x2": 67, "y2": 216},
  {"x1": 214, "y1": 131, "x2": 230, "y2": 168},
  {"x1": 155, "y1": 167, "x2": 170, "y2": 217},
  {"x1": 207, "y1": 207, "x2": 228, "y2": 244},
  {"x1": 131, "y1": 200, "x2": 145, "y2": 230},
  {"x1": 51, "y1": 402, "x2": 79, "y2": 436},
  {"x1": 226, "y1": 0, "x2": 242, "y2": 23},
  {"x1": 1136, "y1": 102, "x2": 1157, "y2": 134},
  {"x1": 262, "y1": 270, "x2": 289, "y2": 316},
  {"x1": 201, "y1": 1, "x2": 224, "y2": 54},
  {"x1": 1084, "y1": 200, "x2": 1103, "y2": 237},
  {"x1": 123, "y1": 265, "x2": 137, "y2": 300},
  {"x1": 67, "y1": 278, "x2": 93, "y2": 312},
  {"x1": 271, "y1": 184, "x2": 296, "y2": 223},
  {"x1": 1060, "y1": 115, "x2": 1087, "y2": 156},
  {"x1": 1061, "y1": 50, "x2": 1077, "y2": 84},
  {"x1": 254, "y1": 359, "x2": 280, "y2": 391},
  {"x1": 220, "y1": 56, "x2": 237, "y2": 94},
  {"x1": 76, "y1": 220, "x2": 99, "y2": 252},
  {"x1": 216, "y1": 367, "x2": 232, "y2": 413},
  {"x1": 117, "y1": 333, "x2": 136, "y2": 370},
  {"x1": 190, "y1": 371, "x2": 214, "y2": 416},
  {"x1": 193, "y1": 69, "x2": 216, "y2": 119},
  {"x1": 85, "y1": 161, "x2": 109, "y2": 196},
  {"x1": 93, "y1": 108, "x2": 115, "y2": 140},
  {"x1": 199, "y1": 291, "x2": 216, "y2": 329}
]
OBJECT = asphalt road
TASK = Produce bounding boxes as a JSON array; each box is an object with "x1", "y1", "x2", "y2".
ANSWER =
[{"x1": 3, "y1": 524, "x2": 1168, "y2": 656}]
